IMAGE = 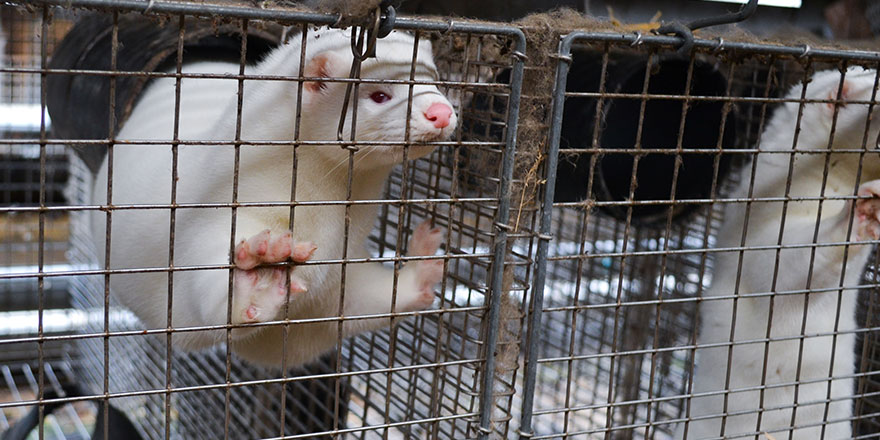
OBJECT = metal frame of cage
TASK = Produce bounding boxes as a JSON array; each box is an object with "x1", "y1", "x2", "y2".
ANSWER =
[
  {"x1": 3, "y1": 0, "x2": 880, "y2": 439},
  {"x1": 0, "y1": 1, "x2": 531, "y2": 439},
  {"x1": 514, "y1": 31, "x2": 880, "y2": 439}
]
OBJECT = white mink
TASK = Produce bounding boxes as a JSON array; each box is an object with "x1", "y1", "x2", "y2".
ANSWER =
[
  {"x1": 89, "y1": 28, "x2": 457, "y2": 367},
  {"x1": 676, "y1": 67, "x2": 880, "y2": 439}
]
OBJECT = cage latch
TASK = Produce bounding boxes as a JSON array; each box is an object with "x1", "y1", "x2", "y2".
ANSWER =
[
  {"x1": 377, "y1": 0, "x2": 396, "y2": 39},
  {"x1": 337, "y1": 1, "x2": 397, "y2": 143},
  {"x1": 346, "y1": 0, "x2": 396, "y2": 61},
  {"x1": 516, "y1": 428, "x2": 535, "y2": 438},
  {"x1": 654, "y1": 0, "x2": 758, "y2": 54}
]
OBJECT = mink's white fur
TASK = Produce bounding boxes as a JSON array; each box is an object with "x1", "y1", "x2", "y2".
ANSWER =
[
  {"x1": 676, "y1": 67, "x2": 880, "y2": 439},
  {"x1": 89, "y1": 28, "x2": 457, "y2": 367}
]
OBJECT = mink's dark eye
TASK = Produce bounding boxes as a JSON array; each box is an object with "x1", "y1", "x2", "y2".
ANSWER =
[{"x1": 370, "y1": 91, "x2": 392, "y2": 104}]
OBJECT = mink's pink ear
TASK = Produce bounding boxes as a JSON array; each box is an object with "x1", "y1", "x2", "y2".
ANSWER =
[
  {"x1": 827, "y1": 80, "x2": 851, "y2": 111},
  {"x1": 304, "y1": 52, "x2": 345, "y2": 94}
]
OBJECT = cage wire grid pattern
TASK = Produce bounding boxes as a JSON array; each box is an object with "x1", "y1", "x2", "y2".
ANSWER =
[
  {"x1": 1, "y1": 1, "x2": 880, "y2": 440},
  {"x1": 516, "y1": 32, "x2": 880, "y2": 439},
  {"x1": 0, "y1": 2, "x2": 530, "y2": 439}
]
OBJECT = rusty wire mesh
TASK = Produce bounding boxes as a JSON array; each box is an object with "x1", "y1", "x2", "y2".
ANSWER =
[
  {"x1": 518, "y1": 33, "x2": 880, "y2": 439},
  {"x1": 0, "y1": 2, "x2": 526, "y2": 439},
  {"x1": 1, "y1": 1, "x2": 880, "y2": 440}
]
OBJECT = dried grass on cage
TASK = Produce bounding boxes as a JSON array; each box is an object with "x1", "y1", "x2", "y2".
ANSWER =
[
  {"x1": 511, "y1": 10, "x2": 616, "y2": 221},
  {"x1": 298, "y1": 0, "x2": 383, "y2": 18},
  {"x1": 452, "y1": 10, "x2": 616, "y2": 223}
]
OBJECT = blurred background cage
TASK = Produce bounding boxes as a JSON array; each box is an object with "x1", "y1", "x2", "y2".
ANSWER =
[{"x1": 1, "y1": 0, "x2": 880, "y2": 439}]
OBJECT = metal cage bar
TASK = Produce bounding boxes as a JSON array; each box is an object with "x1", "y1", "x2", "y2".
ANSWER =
[
  {"x1": 519, "y1": 29, "x2": 880, "y2": 439},
  {"x1": 4, "y1": 2, "x2": 880, "y2": 439},
  {"x1": 0, "y1": 2, "x2": 529, "y2": 439}
]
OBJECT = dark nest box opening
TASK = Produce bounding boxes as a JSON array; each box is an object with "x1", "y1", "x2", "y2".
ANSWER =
[
  {"x1": 46, "y1": 12, "x2": 280, "y2": 173},
  {"x1": 556, "y1": 51, "x2": 738, "y2": 225}
]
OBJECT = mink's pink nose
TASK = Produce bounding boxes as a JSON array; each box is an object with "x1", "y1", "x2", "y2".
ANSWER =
[{"x1": 423, "y1": 102, "x2": 452, "y2": 129}]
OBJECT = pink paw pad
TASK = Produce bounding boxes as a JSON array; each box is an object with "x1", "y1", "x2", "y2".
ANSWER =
[
  {"x1": 265, "y1": 231, "x2": 293, "y2": 262},
  {"x1": 404, "y1": 261, "x2": 443, "y2": 312},
  {"x1": 234, "y1": 241, "x2": 259, "y2": 270},
  {"x1": 292, "y1": 242, "x2": 318, "y2": 262},
  {"x1": 289, "y1": 274, "x2": 308, "y2": 294},
  {"x1": 403, "y1": 226, "x2": 445, "y2": 311},
  {"x1": 250, "y1": 230, "x2": 271, "y2": 257},
  {"x1": 245, "y1": 305, "x2": 259, "y2": 321},
  {"x1": 406, "y1": 289, "x2": 436, "y2": 312},
  {"x1": 416, "y1": 259, "x2": 444, "y2": 293},
  {"x1": 234, "y1": 230, "x2": 317, "y2": 269},
  {"x1": 234, "y1": 229, "x2": 272, "y2": 270},
  {"x1": 234, "y1": 268, "x2": 290, "y2": 323},
  {"x1": 408, "y1": 221, "x2": 444, "y2": 257}
]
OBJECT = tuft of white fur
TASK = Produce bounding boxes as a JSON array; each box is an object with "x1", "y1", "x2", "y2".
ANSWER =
[
  {"x1": 675, "y1": 67, "x2": 880, "y2": 439},
  {"x1": 89, "y1": 27, "x2": 456, "y2": 367}
]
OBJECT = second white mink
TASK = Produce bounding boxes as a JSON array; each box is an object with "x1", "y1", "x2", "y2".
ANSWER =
[
  {"x1": 89, "y1": 28, "x2": 458, "y2": 367},
  {"x1": 678, "y1": 67, "x2": 880, "y2": 439}
]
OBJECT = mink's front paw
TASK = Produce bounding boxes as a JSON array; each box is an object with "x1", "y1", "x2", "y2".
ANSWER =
[
  {"x1": 856, "y1": 180, "x2": 880, "y2": 240},
  {"x1": 233, "y1": 268, "x2": 287, "y2": 323},
  {"x1": 401, "y1": 221, "x2": 445, "y2": 312},
  {"x1": 232, "y1": 268, "x2": 311, "y2": 325},
  {"x1": 231, "y1": 230, "x2": 316, "y2": 324},
  {"x1": 234, "y1": 229, "x2": 316, "y2": 270},
  {"x1": 407, "y1": 259, "x2": 443, "y2": 311},
  {"x1": 408, "y1": 220, "x2": 443, "y2": 257}
]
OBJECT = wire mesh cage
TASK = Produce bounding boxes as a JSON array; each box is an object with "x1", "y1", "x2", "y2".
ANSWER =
[
  {"x1": 0, "y1": 1, "x2": 531, "y2": 439},
  {"x1": 2, "y1": 1, "x2": 880, "y2": 439},
  {"x1": 518, "y1": 32, "x2": 880, "y2": 439}
]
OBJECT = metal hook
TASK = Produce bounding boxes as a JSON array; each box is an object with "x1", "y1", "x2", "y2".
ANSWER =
[
  {"x1": 338, "y1": 2, "x2": 396, "y2": 144},
  {"x1": 655, "y1": 21, "x2": 693, "y2": 55},
  {"x1": 350, "y1": 6, "x2": 381, "y2": 61},
  {"x1": 548, "y1": 53, "x2": 571, "y2": 64},
  {"x1": 713, "y1": 37, "x2": 725, "y2": 53},
  {"x1": 654, "y1": 0, "x2": 757, "y2": 55},
  {"x1": 377, "y1": 2, "x2": 395, "y2": 38},
  {"x1": 516, "y1": 428, "x2": 535, "y2": 438},
  {"x1": 442, "y1": 19, "x2": 455, "y2": 36},
  {"x1": 511, "y1": 50, "x2": 529, "y2": 62},
  {"x1": 339, "y1": 25, "x2": 368, "y2": 142},
  {"x1": 799, "y1": 44, "x2": 812, "y2": 59},
  {"x1": 688, "y1": 0, "x2": 758, "y2": 31},
  {"x1": 630, "y1": 31, "x2": 643, "y2": 47},
  {"x1": 331, "y1": 13, "x2": 345, "y2": 28}
]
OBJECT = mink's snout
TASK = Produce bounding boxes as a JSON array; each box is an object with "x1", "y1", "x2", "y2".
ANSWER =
[
  {"x1": 423, "y1": 102, "x2": 453, "y2": 129},
  {"x1": 413, "y1": 97, "x2": 457, "y2": 141}
]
